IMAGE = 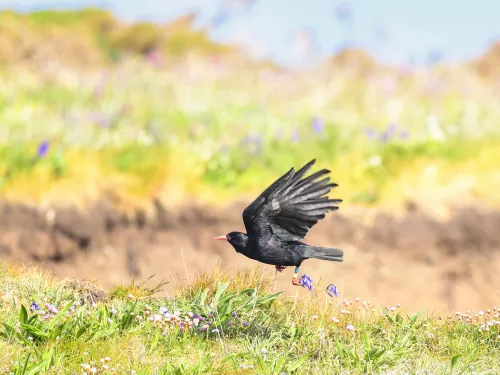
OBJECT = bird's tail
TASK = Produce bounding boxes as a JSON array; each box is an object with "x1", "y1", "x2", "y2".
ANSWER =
[{"x1": 304, "y1": 246, "x2": 344, "y2": 262}]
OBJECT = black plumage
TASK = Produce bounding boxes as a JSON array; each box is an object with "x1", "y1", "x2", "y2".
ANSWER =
[{"x1": 214, "y1": 159, "x2": 344, "y2": 286}]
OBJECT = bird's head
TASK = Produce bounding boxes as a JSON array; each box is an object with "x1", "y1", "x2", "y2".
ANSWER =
[{"x1": 213, "y1": 231, "x2": 248, "y2": 253}]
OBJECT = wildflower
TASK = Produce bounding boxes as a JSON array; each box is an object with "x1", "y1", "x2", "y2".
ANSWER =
[
  {"x1": 312, "y1": 116, "x2": 325, "y2": 134},
  {"x1": 46, "y1": 303, "x2": 58, "y2": 314},
  {"x1": 327, "y1": 284, "x2": 338, "y2": 297},
  {"x1": 231, "y1": 311, "x2": 238, "y2": 317},
  {"x1": 30, "y1": 302, "x2": 40, "y2": 311},
  {"x1": 242, "y1": 321, "x2": 250, "y2": 327},
  {"x1": 200, "y1": 324, "x2": 209, "y2": 332},
  {"x1": 332, "y1": 317, "x2": 339, "y2": 323},
  {"x1": 152, "y1": 314, "x2": 162, "y2": 322},
  {"x1": 368, "y1": 155, "x2": 381, "y2": 167},
  {"x1": 260, "y1": 348, "x2": 267, "y2": 355},
  {"x1": 291, "y1": 129, "x2": 301, "y2": 143},
  {"x1": 346, "y1": 324, "x2": 355, "y2": 332},
  {"x1": 159, "y1": 307, "x2": 169, "y2": 315},
  {"x1": 37, "y1": 141, "x2": 50, "y2": 158},
  {"x1": 128, "y1": 294, "x2": 135, "y2": 300},
  {"x1": 211, "y1": 328, "x2": 220, "y2": 334},
  {"x1": 364, "y1": 128, "x2": 377, "y2": 140},
  {"x1": 299, "y1": 274, "x2": 313, "y2": 291},
  {"x1": 312, "y1": 315, "x2": 318, "y2": 320}
]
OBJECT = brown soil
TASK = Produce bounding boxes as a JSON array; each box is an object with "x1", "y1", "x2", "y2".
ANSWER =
[{"x1": 1, "y1": 199, "x2": 499, "y2": 313}]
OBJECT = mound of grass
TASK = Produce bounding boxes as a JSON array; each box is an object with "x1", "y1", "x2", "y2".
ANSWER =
[
  {"x1": 0, "y1": 263, "x2": 498, "y2": 374},
  {"x1": 0, "y1": 9, "x2": 237, "y2": 67},
  {"x1": 1, "y1": 10, "x2": 500, "y2": 210}
]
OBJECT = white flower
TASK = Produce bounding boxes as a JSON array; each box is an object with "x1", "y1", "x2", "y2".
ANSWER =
[
  {"x1": 346, "y1": 324, "x2": 355, "y2": 331},
  {"x1": 368, "y1": 155, "x2": 381, "y2": 167}
]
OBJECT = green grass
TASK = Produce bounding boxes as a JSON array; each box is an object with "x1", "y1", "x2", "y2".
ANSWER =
[
  {"x1": 1, "y1": 10, "x2": 500, "y2": 209},
  {"x1": 0, "y1": 264, "x2": 498, "y2": 374}
]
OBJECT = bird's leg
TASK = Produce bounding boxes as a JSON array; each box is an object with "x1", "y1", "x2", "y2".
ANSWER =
[
  {"x1": 292, "y1": 266, "x2": 302, "y2": 286},
  {"x1": 273, "y1": 266, "x2": 287, "y2": 292}
]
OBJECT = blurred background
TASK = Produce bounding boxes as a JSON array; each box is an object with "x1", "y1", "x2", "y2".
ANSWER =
[{"x1": 0, "y1": 0, "x2": 499, "y2": 313}]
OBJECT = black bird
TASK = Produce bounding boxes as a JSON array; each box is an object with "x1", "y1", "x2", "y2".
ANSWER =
[{"x1": 214, "y1": 159, "x2": 344, "y2": 286}]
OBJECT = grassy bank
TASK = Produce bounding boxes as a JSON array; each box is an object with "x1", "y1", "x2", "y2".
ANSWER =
[
  {"x1": 1, "y1": 10, "x2": 500, "y2": 211},
  {"x1": 0, "y1": 264, "x2": 499, "y2": 374}
]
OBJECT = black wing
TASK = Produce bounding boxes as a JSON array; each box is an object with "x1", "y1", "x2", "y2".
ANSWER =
[{"x1": 242, "y1": 159, "x2": 342, "y2": 241}]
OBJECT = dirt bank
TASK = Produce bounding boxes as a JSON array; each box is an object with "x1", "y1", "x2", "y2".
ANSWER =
[{"x1": 1, "y1": 199, "x2": 499, "y2": 313}]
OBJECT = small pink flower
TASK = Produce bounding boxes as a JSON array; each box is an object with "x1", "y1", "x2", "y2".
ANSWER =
[{"x1": 346, "y1": 324, "x2": 355, "y2": 331}]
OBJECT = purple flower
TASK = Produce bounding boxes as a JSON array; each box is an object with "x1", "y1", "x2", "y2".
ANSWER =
[
  {"x1": 291, "y1": 130, "x2": 301, "y2": 143},
  {"x1": 46, "y1": 303, "x2": 58, "y2": 314},
  {"x1": 37, "y1": 141, "x2": 50, "y2": 158},
  {"x1": 299, "y1": 274, "x2": 313, "y2": 291},
  {"x1": 399, "y1": 129, "x2": 410, "y2": 140},
  {"x1": 30, "y1": 302, "x2": 40, "y2": 311},
  {"x1": 327, "y1": 284, "x2": 339, "y2": 297},
  {"x1": 364, "y1": 128, "x2": 377, "y2": 140},
  {"x1": 207, "y1": 313, "x2": 213, "y2": 318},
  {"x1": 312, "y1": 116, "x2": 325, "y2": 134},
  {"x1": 386, "y1": 123, "x2": 397, "y2": 136},
  {"x1": 231, "y1": 311, "x2": 238, "y2": 318},
  {"x1": 179, "y1": 322, "x2": 185, "y2": 329},
  {"x1": 91, "y1": 112, "x2": 112, "y2": 128},
  {"x1": 146, "y1": 49, "x2": 163, "y2": 68},
  {"x1": 379, "y1": 130, "x2": 390, "y2": 143},
  {"x1": 242, "y1": 321, "x2": 249, "y2": 327}
]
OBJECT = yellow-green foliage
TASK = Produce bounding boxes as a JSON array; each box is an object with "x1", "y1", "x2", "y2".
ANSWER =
[
  {"x1": 0, "y1": 263, "x2": 499, "y2": 374},
  {"x1": 1, "y1": 10, "x2": 500, "y2": 211},
  {"x1": 0, "y1": 9, "x2": 237, "y2": 67}
]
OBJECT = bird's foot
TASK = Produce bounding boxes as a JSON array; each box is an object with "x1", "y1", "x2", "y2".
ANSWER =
[
  {"x1": 275, "y1": 265, "x2": 287, "y2": 273},
  {"x1": 291, "y1": 266, "x2": 302, "y2": 286},
  {"x1": 292, "y1": 276, "x2": 302, "y2": 286}
]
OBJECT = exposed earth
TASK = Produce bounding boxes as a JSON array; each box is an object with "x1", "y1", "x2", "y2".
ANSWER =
[{"x1": 1, "y1": 199, "x2": 499, "y2": 313}]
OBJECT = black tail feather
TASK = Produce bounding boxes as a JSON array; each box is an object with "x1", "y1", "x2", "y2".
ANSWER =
[{"x1": 304, "y1": 246, "x2": 344, "y2": 262}]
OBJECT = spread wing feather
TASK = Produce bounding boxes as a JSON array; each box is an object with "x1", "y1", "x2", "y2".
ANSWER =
[{"x1": 242, "y1": 159, "x2": 342, "y2": 241}]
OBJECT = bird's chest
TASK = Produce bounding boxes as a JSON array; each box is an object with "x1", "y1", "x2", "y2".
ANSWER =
[{"x1": 247, "y1": 236, "x2": 297, "y2": 265}]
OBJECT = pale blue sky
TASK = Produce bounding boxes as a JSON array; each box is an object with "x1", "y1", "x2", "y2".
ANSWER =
[{"x1": 2, "y1": 0, "x2": 499, "y2": 66}]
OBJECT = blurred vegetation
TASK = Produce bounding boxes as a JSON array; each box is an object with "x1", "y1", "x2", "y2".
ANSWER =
[
  {"x1": 0, "y1": 8, "x2": 238, "y2": 67},
  {"x1": 1, "y1": 9, "x2": 500, "y2": 213}
]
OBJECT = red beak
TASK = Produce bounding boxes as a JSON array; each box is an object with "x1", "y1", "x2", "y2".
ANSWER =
[{"x1": 213, "y1": 235, "x2": 228, "y2": 241}]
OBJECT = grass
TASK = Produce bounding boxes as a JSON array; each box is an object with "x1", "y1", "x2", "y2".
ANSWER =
[
  {"x1": 1, "y1": 9, "x2": 500, "y2": 212},
  {"x1": 0, "y1": 263, "x2": 498, "y2": 374},
  {"x1": 2, "y1": 56, "x2": 500, "y2": 211}
]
